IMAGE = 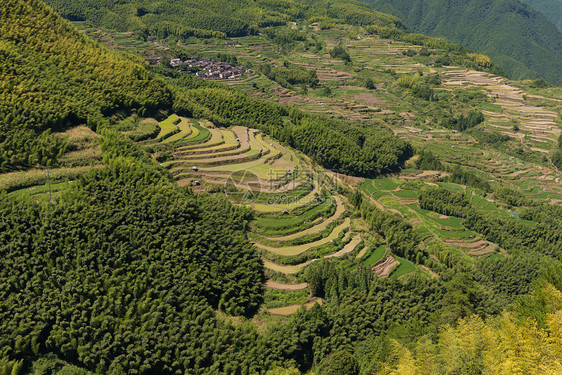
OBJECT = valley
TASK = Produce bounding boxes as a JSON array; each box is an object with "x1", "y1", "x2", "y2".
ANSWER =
[{"x1": 1, "y1": 1, "x2": 562, "y2": 374}]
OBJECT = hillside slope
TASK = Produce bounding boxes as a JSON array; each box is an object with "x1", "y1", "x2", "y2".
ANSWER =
[
  {"x1": 1, "y1": 0, "x2": 413, "y2": 178},
  {"x1": 364, "y1": 0, "x2": 562, "y2": 85},
  {"x1": 0, "y1": 0, "x2": 172, "y2": 172},
  {"x1": 2, "y1": 1, "x2": 562, "y2": 374},
  {"x1": 522, "y1": 0, "x2": 562, "y2": 31},
  {"x1": 44, "y1": 0, "x2": 403, "y2": 37}
]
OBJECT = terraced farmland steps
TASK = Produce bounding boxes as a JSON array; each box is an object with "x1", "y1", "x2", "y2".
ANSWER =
[
  {"x1": 155, "y1": 117, "x2": 365, "y2": 291},
  {"x1": 265, "y1": 280, "x2": 309, "y2": 290},
  {"x1": 262, "y1": 196, "x2": 345, "y2": 242},
  {"x1": 443, "y1": 70, "x2": 561, "y2": 144},
  {"x1": 254, "y1": 217, "x2": 351, "y2": 256}
]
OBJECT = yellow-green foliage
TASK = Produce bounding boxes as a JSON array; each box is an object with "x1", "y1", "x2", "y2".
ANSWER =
[
  {"x1": 0, "y1": 0, "x2": 171, "y2": 172},
  {"x1": 467, "y1": 53, "x2": 493, "y2": 68},
  {"x1": 397, "y1": 75, "x2": 418, "y2": 89},
  {"x1": 378, "y1": 282, "x2": 562, "y2": 375}
]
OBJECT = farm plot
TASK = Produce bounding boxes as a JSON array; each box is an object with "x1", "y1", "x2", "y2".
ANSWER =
[
  {"x1": 262, "y1": 196, "x2": 345, "y2": 241},
  {"x1": 158, "y1": 118, "x2": 364, "y2": 282},
  {"x1": 361, "y1": 176, "x2": 509, "y2": 274},
  {"x1": 254, "y1": 218, "x2": 351, "y2": 256}
]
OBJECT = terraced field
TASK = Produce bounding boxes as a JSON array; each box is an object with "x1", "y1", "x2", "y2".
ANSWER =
[
  {"x1": 359, "y1": 175, "x2": 515, "y2": 272},
  {"x1": 150, "y1": 116, "x2": 443, "y2": 300},
  {"x1": 205, "y1": 28, "x2": 562, "y2": 203},
  {"x1": 153, "y1": 115, "x2": 370, "y2": 315},
  {"x1": 31, "y1": 23, "x2": 561, "y2": 316}
]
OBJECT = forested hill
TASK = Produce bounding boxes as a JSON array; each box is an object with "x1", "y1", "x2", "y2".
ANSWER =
[
  {"x1": 0, "y1": 0, "x2": 172, "y2": 172},
  {"x1": 522, "y1": 0, "x2": 562, "y2": 31},
  {"x1": 363, "y1": 0, "x2": 562, "y2": 85},
  {"x1": 0, "y1": 135, "x2": 273, "y2": 374},
  {"x1": 44, "y1": 0, "x2": 404, "y2": 38},
  {"x1": 0, "y1": 0, "x2": 412, "y2": 178}
]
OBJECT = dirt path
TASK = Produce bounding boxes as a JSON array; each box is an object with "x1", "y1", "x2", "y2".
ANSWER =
[
  {"x1": 268, "y1": 297, "x2": 323, "y2": 316},
  {"x1": 265, "y1": 280, "x2": 309, "y2": 290}
]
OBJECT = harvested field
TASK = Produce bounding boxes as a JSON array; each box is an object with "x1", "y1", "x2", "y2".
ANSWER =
[
  {"x1": 268, "y1": 298, "x2": 323, "y2": 316},
  {"x1": 373, "y1": 255, "x2": 398, "y2": 278},
  {"x1": 265, "y1": 281, "x2": 309, "y2": 290}
]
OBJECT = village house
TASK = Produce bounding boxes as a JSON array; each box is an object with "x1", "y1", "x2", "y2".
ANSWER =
[
  {"x1": 169, "y1": 58, "x2": 181, "y2": 67},
  {"x1": 167, "y1": 56, "x2": 245, "y2": 80}
]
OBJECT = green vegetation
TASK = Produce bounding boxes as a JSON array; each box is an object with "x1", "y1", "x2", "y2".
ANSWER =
[
  {"x1": 0, "y1": 134, "x2": 273, "y2": 374},
  {"x1": 365, "y1": 0, "x2": 562, "y2": 84},
  {"x1": 1, "y1": 0, "x2": 413, "y2": 179},
  {"x1": 45, "y1": 0, "x2": 402, "y2": 39},
  {"x1": 440, "y1": 110, "x2": 484, "y2": 132},
  {"x1": 3, "y1": 0, "x2": 562, "y2": 374},
  {"x1": 329, "y1": 45, "x2": 352, "y2": 63},
  {"x1": 522, "y1": 0, "x2": 562, "y2": 32},
  {"x1": 552, "y1": 134, "x2": 562, "y2": 169},
  {"x1": 258, "y1": 62, "x2": 319, "y2": 89},
  {"x1": 171, "y1": 75, "x2": 413, "y2": 176},
  {"x1": 363, "y1": 245, "x2": 387, "y2": 266},
  {"x1": 0, "y1": 0, "x2": 171, "y2": 173}
]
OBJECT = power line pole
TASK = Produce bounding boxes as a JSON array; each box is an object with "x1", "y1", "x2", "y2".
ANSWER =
[{"x1": 46, "y1": 167, "x2": 52, "y2": 204}]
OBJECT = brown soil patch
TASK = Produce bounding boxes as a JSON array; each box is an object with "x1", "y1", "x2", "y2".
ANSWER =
[
  {"x1": 349, "y1": 92, "x2": 392, "y2": 107},
  {"x1": 419, "y1": 265, "x2": 440, "y2": 278},
  {"x1": 268, "y1": 297, "x2": 323, "y2": 316},
  {"x1": 467, "y1": 243, "x2": 496, "y2": 256},
  {"x1": 63, "y1": 125, "x2": 99, "y2": 140},
  {"x1": 373, "y1": 255, "x2": 397, "y2": 278},
  {"x1": 443, "y1": 238, "x2": 487, "y2": 249},
  {"x1": 266, "y1": 280, "x2": 308, "y2": 290}
]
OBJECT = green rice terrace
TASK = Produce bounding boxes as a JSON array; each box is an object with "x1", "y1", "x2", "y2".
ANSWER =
[
  {"x1": 138, "y1": 113, "x2": 555, "y2": 316},
  {"x1": 360, "y1": 177, "x2": 501, "y2": 259},
  {"x1": 4, "y1": 107, "x2": 560, "y2": 317},
  {"x1": 148, "y1": 115, "x2": 378, "y2": 316},
  {"x1": 142, "y1": 113, "x2": 551, "y2": 316}
]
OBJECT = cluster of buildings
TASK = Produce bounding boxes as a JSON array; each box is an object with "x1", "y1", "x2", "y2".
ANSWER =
[
  {"x1": 142, "y1": 56, "x2": 246, "y2": 80},
  {"x1": 170, "y1": 57, "x2": 245, "y2": 80}
]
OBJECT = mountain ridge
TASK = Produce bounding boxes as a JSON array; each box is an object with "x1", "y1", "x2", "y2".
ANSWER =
[
  {"x1": 522, "y1": 0, "x2": 562, "y2": 31},
  {"x1": 363, "y1": 0, "x2": 562, "y2": 85}
]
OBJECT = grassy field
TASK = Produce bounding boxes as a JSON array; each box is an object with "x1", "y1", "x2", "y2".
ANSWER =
[
  {"x1": 156, "y1": 114, "x2": 180, "y2": 140},
  {"x1": 390, "y1": 257, "x2": 417, "y2": 279},
  {"x1": 363, "y1": 245, "x2": 388, "y2": 266}
]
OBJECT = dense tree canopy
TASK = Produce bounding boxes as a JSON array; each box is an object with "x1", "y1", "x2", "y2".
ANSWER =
[
  {"x1": 364, "y1": 0, "x2": 562, "y2": 84},
  {"x1": 0, "y1": 0, "x2": 172, "y2": 172},
  {"x1": 45, "y1": 0, "x2": 402, "y2": 38},
  {"x1": 0, "y1": 137, "x2": 274, "y2": 374}
]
